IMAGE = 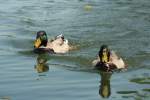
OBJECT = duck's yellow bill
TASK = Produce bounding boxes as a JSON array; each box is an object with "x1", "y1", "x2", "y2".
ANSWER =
[
  {"x1": 102, "y1": 53, "x2": 108, "y2": 62},
  {"x1": 34, "y1": 38, "x2": 41, "y2": 48}
]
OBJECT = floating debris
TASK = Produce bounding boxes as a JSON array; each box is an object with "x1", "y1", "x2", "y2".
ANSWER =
[{"x1": 84, "y1": 4, "x2": 92, "y2": 11}]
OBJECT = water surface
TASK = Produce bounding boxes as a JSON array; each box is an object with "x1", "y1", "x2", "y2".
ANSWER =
[{"x1": 0, "y1": 0, "x2": 150, "y2": 100}]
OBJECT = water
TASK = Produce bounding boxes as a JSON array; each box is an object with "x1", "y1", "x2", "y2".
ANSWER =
[{"x1": 0, "y1": 0, "x2": 150, "y2": 100}]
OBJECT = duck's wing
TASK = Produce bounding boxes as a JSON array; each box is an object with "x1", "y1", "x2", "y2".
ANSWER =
[
  {"x1": 56, "y1": 34, "x2": 64, "y2": 39},
  {"x1": 110, "y1": 51, "x2": 126, "y2": 69},
  {"x1": 110, "y1": 50, "x2": 119, "y2": 59},
  {"x1": 52, "y1": 43, "x2": 70, "y2": 53},
  {"x1": 111, "y1": 58, "x2": 125, "y2": 69}
]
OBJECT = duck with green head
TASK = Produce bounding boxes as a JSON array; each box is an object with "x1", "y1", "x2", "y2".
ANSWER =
[
  {"x1": 34, "y1": 31, "x2": 54, "y2": 54},
  {"x1": 92, "y1": 45, "x2": 126, "y2": 71},
  {"x1": 34, "y1": 31, "x2": 48, "y2": 48},
  {"x1": 34, "y1": 31, "x2": 74, "y2": 54}
]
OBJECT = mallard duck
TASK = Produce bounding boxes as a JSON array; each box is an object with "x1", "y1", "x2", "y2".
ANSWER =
[
  {"x1": 92, "y1": 45, "x2": 126, "y2": 72},
  {"x1": 33, "y1": 31, "x2": 73, "y2": 54}
]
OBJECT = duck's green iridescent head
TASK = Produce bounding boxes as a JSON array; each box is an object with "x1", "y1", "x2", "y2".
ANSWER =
[{"x1": 34, "y1": 31, "x2": 48, "y2": 48}]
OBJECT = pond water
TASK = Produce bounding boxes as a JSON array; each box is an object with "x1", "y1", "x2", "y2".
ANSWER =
[{"x1": 0, "y1": 0, "x2": 150, "y2": 100}]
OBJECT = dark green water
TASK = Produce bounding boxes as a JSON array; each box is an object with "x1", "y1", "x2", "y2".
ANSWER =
[{"x1": 0, "y1": 0, "x2": 150, "y2": 100}]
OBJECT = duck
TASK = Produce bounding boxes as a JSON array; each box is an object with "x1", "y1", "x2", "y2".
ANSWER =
[
  {"x1": 33, "y1": 31, "x2": 73, "y2": 54},
  {"x1": 92, "y1": 45, "x2": 126, "y2": 72}
]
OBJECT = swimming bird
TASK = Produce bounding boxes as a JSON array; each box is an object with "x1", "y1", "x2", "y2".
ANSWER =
[
  {"x1": 33, "y1": 31, "x2": 73, "y2": 54},
  {"x1": 92, "y1": 45, "x2": 126, "y2": 72}
]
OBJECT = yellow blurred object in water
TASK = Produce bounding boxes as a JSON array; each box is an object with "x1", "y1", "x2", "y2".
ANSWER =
[
  {"x1": 35, "y1": 64, "x2": 49, "y2": 73},
  {"x1": 84, "y1": 4, "x2": 92, "y2": 11}
]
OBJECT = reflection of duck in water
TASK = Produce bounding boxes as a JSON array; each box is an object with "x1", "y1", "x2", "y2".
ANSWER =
[
  {"x1": 34, "y1": 31, "x2": 74, "y2": 54},
  {"x1": 99, "y1": 71, "x2": 112, "y2": 98},
  {"x1": 92, "y1": 45, "x2": 126, "y2": 72},
  {"x1": 34, "y1": 54, "x2": 49, "y2": 73}
]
